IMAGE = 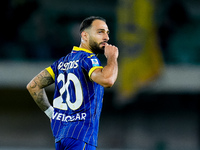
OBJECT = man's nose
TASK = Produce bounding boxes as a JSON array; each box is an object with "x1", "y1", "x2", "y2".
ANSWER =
[{"x1": 104, "y1": 33, "x2": 109, "y2": 41}]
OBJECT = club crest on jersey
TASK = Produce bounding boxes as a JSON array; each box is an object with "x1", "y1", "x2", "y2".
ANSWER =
[{"x1": 91, "y1": 59, "x2": 99, "y2": 67}]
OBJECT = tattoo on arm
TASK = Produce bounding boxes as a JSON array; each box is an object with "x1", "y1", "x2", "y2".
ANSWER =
[
  {"x1": 34, "y1": 88, "x2": 50, "y2": 111},
  {"x1": 27, "y1": 69, "x2": 54, "y2": 111},
  {"x1": 30, "y1": 80, "x2": 37, "y2": 88},
  {"x1": 37, "y1": 69, "x2": 54, "y2": 88}
]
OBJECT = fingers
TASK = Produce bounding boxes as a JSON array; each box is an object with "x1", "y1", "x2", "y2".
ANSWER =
[
  {"x1": 104, "y1": 43, "x2": 119, "y2": 58},
  {"x1": 105, "y1": 43, "x2": 117, "y2": 49}
]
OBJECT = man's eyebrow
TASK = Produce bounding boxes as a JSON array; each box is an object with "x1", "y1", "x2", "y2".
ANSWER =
[{"x1": 97, "y1": 29, "x2": 110, "y2": 33}]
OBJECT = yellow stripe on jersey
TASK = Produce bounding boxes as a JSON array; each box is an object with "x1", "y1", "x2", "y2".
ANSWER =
[
  {"x1": 88, "y1": 66, "x2": 103, "y2": 79},
  {"x1": 73, "y1": 46, "x2": 93, "y2": 53},
  {"x1": 46, "y1": 67, "x2": 55, "y2": 81},
  {"x1": 87, "y1": 54, "x2": 95, "y2": 58},
  {"x1": 83, "y1": 143, "x2": 86, "y2": 150}
]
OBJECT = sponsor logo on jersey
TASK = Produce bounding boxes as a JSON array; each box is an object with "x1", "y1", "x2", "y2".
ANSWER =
[
  {"x1": 91, "y1": 59, "x2": 99, "y2": 67},
  {"x1": 52, "y1": 112, "x2": 87, "y2": 122}
]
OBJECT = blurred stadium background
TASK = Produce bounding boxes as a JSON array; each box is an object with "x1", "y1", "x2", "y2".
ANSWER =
[{"x1": 1, "y1": 0, "x2": 200, "y2": 150}]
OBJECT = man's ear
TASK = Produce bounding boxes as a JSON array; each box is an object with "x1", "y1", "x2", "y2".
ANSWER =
[{"x1": 81, "y1": 31, "x2": 89, "y2": 41}]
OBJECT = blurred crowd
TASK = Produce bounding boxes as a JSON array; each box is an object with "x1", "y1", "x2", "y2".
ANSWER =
[{"x1": 1, "y1": 0, "x2": 200, "y2": 65}]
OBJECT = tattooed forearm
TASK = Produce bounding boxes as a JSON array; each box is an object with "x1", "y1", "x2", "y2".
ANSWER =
[
  {"x1": 27, "y1": 69, "x2": 54, "y2": 112},
  {"x1": 33, "y1": 89, "x2": 50, "y2": 111}
]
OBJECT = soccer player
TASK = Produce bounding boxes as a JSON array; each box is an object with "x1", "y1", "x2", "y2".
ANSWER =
[{"x1": 27, "y1": 16, "x2": 118, "y2": 150}]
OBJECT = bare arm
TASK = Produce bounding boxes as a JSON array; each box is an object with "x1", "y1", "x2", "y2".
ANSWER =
[
  {"x1": 91, "y1": 43, "x2": 118, "y2": 88},
  {"x1": 26, "y1": 69, "x2": 54, "y2": 112}
]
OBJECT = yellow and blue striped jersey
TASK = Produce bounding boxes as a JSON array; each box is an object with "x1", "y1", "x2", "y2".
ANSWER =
[{"x1": 46, "y1": 46, "x2": 104, "y2": 147}]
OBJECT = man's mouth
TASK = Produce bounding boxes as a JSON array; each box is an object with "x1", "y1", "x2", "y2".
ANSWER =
[{"x1": 100, "y1": 42, "x2": 107, "y2": 46}]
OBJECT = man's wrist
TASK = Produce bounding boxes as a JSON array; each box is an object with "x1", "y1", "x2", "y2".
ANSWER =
[{"x1": 44, "y1": 106, "x2": 54, "y2": 119}]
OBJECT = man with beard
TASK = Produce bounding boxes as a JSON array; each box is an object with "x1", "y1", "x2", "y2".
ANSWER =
[{"x1": 27, "y1": 16, "x2": 118, "y2": 150}]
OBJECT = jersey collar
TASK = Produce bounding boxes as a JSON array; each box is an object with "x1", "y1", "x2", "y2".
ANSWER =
[{"x1": 73, "y1": 46, "x2": 93, "y2": 54}]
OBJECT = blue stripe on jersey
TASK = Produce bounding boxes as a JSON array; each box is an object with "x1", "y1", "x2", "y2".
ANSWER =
[{"x1": 48, "y1": 46, "x2": 104, "y2": 147}]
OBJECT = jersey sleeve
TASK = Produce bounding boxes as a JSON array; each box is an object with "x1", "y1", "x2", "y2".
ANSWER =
[
  {"x1": 45, "y1": 59, "x2": 62, "y2": 81},
  {"x1": 46, "y1": 66, "x2": 55, "y2": 81},
  {"x1": 82, "y1": 54, "x2": 103, "y2": 79}
]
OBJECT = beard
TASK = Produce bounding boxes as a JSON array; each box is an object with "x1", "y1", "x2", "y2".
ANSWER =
[{"x1": 89, "y1": 38, "x2": 105, "y2": 54}]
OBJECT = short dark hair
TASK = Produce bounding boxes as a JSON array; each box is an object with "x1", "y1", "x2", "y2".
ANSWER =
[{"x1": 79, "y1": 16, "x2": 106, "y2": 34}]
